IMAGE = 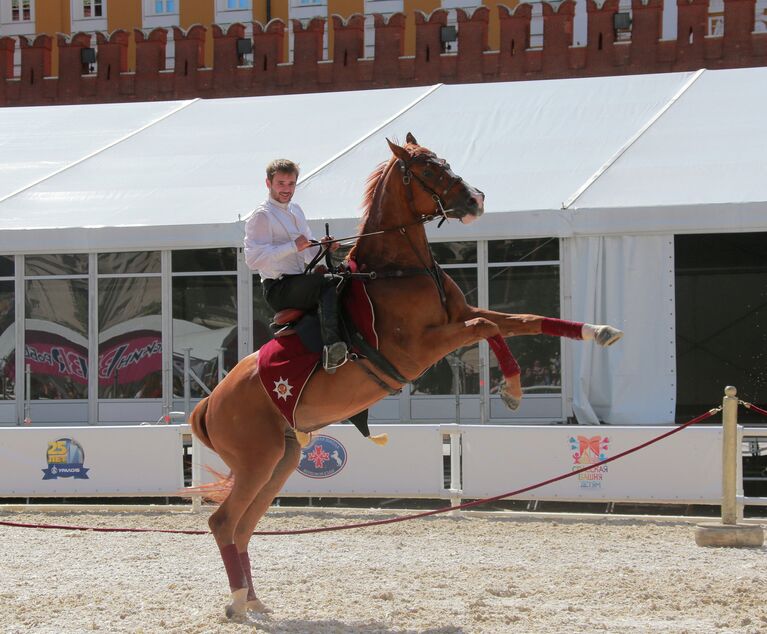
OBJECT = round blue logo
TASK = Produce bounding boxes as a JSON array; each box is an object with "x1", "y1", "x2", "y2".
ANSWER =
[
  {"x1": 42, "y1": 438, "x2": 89, "y2": 480},
  {"x1": 297, "y1": 435, "x2": 347, "y2": 479}
]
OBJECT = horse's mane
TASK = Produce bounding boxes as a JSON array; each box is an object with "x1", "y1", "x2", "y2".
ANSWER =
[
  {"x1": 348, "y1": 142, "x2": 427, "y2": 260},
  {"x1": 360, "y1": 160, "x2": 388, "y2": 223},
  {"x1": 347, "y1": 160, "x2": 389, "y2": 260}
]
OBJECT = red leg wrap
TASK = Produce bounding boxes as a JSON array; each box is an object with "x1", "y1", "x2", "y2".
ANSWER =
[
  {"x1": 220, "y1": 543, "x2": 246, "y2": 591},
  {"x1": 487, "y1": 335, "x2": 520, "y2": 378},
  {"x1": 239, "y1": 551, "x2": 256, "y2": 601},
  {"x1": 540, "y1": 318, "x2": 583, "y2": 340}
]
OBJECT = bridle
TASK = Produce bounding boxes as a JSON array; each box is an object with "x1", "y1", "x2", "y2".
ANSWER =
[
  {"x1": 397, "y1": 153, "x2": 469, "y2": 227},
  {"x1": 307, "y1": 150, "x2": 475, "y2": 307}
]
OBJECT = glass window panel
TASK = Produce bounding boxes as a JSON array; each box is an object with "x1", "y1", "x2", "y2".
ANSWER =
[
  {"x1": 488, "y1": 238, "x2": 559, "y2": 263},
  {"x1": 252, "y1": 276, "x2": 274, "y2": 351},
  {"x1": 167, "y1": 0, "x2": 175, "y2": 11},
  {"x1": 173, "y1": 275, "x2": 238, "y2": 397},
  {"x1": 0, "y1": 256, "x2": 13, "y2": 277},
  {"x1": 98, "y1": 278, "x2": 162, "y2": 399},
  {"x1": 25, "y1": 254, "x2": 88, "y2": 277},
  {"x1": 675, "y1": 232, "x2": 767, "y2": 422},
  {"x1": 430, "y1": 241, "x2": 477, "y2": 265},
  {"x1": 172, "y1": 248, "x2": 237, "y2": 273},
  {"x1": 411, "y1": 269, "x2": 479, "y2": 395},
  {"x1": 25, "y1": 279, "x2": 88, "y2": 399},
  {"x1": 488, "y1": 265, "x2": 560, "y2": 394},
  {"x1": 98, "y1": 251, "x2": 160, "y2": 275},
  {"x1": 0, "y1": 281, "x2": 15, "y2": 400}
]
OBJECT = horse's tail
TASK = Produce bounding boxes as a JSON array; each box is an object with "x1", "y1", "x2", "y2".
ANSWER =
[
  {"x1": 186, "y1": 397, "x2": 235, "y2": 504},
  {"x1": 188, "y1": 396, "x2": 214, "y2": 451},
  {"x1": 187, "y1": 468, "x2": 234, "y2": 505}
]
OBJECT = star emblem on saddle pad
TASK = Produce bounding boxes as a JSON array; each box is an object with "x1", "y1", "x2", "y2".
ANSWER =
[{"x1": 273, "y1": 377, "x2": 293, "y2": 401}]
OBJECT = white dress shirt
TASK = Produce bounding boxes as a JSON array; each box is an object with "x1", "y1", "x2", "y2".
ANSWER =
[{"x1": 243, "y1": 196, "x2": 321, "y2": 280}]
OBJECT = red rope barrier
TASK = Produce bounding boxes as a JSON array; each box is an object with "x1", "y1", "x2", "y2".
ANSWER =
[
  {"x1": 0, "y1": 408, "x2": 719, "y2": 537},
  {"x1": 741, "y1": 401, "x2": 767, "y2": 418}
]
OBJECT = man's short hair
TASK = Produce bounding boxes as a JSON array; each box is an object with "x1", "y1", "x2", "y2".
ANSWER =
[{"x1": 266, "y1": 159, "x2": 299, "y2": 181}]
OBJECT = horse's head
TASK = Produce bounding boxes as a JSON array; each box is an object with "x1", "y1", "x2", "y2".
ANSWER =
[{"x1": 386, "y1": 133, "x2": 484, "y2": 224}]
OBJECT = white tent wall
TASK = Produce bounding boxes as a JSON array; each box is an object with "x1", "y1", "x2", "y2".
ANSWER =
[
  {"x1": 568, "y1": 235, "x2": 676, "y2": 425},
  {"x1": 1, "y1": 67, "x2": 766, "y2": 425}
]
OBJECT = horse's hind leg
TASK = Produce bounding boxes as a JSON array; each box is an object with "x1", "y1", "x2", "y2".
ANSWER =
[
  {"x1": 208, "y1": 437, "x2": 285, "y2": 619},
  {"x1": 234, "y1": 430, "x2": 301, "y2": 613}
]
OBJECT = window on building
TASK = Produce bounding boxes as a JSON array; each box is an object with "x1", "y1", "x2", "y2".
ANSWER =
[
  {"x1": 154, "y1": 0, "x2": 176, "y2": 14},
  {"x1": 252, "y1": 276, "x2": 274, "y2": 353},
  {"x1": 153, "y1": 0, "x2": 176, "y2": 14},
  {"x1": 172, "y1": 248, "x2": 238, "y2": 398},
  {"x1": 411, "y1": 242, "x2": 480, "y2": 396},
  {"x1": 226, "y1": 0, "x2": 251, "y2": 9},
  {"x1": 11, "y1": 0, "x2": 32, "y2": 22},
  {"x1": 675, "y1": 233, "x2": 767, "y2": 423},
  {"x1": 24, "y1": 254, "x2": 89, "y2": 400},
  {"x1": 0, "y1": 256, "x2": 15, "y2": 400},
  {"x1": 82, "y1": 0, "x2": 103, "y2": 18},
  {"x1": 97, "y1": 252, "x2": 162, "y2": 399},
  {"x1": 488, "y1": 238, "x2": 561, "y2": 395}
]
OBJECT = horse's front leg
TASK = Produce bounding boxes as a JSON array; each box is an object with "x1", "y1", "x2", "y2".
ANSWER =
[
  {"x1": 466, "y1": 309, "x2": 624, "y2": 347},
  {"x1": 422, "y1": 317, "x2": 523, "y2": 410}
]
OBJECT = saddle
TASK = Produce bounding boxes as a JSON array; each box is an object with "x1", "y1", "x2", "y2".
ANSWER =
[
  {"x1": 258, "y1": 262, "x2": 402, "y2": 440},
  {"x1": 271, "y1": 308, "x2": 307, "y2": 336},
  {"x1": 270, "y1": 307, "x2": 323, "y2": 353}
]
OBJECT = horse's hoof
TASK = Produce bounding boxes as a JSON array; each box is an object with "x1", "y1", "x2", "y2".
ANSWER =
[
  {"x1": 500, "y1": 391, "x2": 521, "y2": 411},
  {"x1": 246, "y1": 597, "x2": 273, "y2": 614},
  {"x1": 225, "y1": 588, "x2": 249, "y2": 619},
  {"x1": 594, "y1": 325, "x2": 623, "y2": 347},
  {"x1": 499, "y1": 380, "x2": 522, "y2": 411}
]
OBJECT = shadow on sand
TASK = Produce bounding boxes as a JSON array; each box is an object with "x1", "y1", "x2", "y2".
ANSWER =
[{"x1": 230, "y1": 613, "x2": 465, "y2": 633}]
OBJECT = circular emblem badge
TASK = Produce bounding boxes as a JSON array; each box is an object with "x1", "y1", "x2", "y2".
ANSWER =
[
  {"x1": 297, "y1": 435, "x2": 347, "y2": 479},
  {"x1": 42, "y1": 438, "x2": 89, "y2": 480}
]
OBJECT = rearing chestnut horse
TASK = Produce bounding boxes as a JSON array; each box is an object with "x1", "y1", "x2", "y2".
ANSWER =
[{"x1": 189, "y1": 134, "x2": 622, "y2": 617}]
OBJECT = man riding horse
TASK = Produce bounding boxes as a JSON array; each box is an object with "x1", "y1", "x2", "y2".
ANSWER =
[
  {"x1": 244, "y1": 159, "x2": 348, "y2": 373},
  {"x1": 194, "y1": 136, "x2": 624, "y2": 618}
]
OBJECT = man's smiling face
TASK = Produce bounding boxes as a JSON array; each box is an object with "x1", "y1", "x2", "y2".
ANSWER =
[{"x1": 267, "y1": 170, "x2": 298, "y2": 204}]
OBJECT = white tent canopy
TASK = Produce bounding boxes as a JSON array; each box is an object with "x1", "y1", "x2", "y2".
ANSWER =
[
  {"x1": 1, "y1": 67, "x2": 765, "y2": 425},
  {"x1": 1, "y1": 67, "x2": 766, "y2": 252}
]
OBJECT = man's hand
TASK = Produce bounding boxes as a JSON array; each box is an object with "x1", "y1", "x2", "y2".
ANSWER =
[
  {"x1": 321, "y1": 236, "x2": 340, "y2": 252},
  {"x1": 295, "y1": 235, "x2": 312, "y2": 251}
]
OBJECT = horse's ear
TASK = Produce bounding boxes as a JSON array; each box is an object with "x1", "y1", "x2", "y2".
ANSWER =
[
  {"x1": 405, "y1": 132, "x2": 418, "y2": 145},
  {"x1": 386, "y1": 138, "x2": 411, "y2": 163}
]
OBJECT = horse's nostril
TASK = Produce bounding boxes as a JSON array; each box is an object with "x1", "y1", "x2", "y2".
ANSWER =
[{"x1": 468, "y1": 197, "x2": 477, "y2": 206}]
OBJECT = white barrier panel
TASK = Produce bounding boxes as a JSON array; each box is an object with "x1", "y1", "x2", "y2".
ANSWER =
[
  {"x1": 461, "y1": 425, "x2": 722, "y2": 504},
  {"x1": 198, "y1": 425, "x2": 445, "y2": 498},
  {"x1": 0, "y1": 426, "x2": 185, "y2": 497}
]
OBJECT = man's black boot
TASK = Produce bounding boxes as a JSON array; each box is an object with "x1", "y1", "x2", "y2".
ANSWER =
[{"x1": 319, "y1": 286, "x2": 347, "y2": 373}]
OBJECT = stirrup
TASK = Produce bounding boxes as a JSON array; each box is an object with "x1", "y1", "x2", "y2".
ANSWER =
[{"x1": 322, "y1": 342, "x2": 348, "y2": 374}]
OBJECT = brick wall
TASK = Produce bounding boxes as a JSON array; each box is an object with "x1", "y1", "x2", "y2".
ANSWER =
[{"x1": 1, "y1": 0, "x2": 765, "y2": 107}]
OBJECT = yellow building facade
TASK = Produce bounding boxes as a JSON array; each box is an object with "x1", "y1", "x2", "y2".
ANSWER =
[{"x1": 0, "y1": 0, "x2": 520, "y2": 75}]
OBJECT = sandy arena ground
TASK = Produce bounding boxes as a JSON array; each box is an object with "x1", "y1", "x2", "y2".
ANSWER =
[{"x1": 0, "y1": 507, "x2": 765, "y2": 634}]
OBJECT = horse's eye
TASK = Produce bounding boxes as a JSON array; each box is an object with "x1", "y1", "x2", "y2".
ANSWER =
[{"x1": 422, "y1": 169, "x2": 433, "y2": 179}]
